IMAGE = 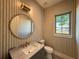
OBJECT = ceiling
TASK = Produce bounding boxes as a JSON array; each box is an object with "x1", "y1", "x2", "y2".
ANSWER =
[{"x1": 35, "y1": 0, "x2": 63, "y2": 8}]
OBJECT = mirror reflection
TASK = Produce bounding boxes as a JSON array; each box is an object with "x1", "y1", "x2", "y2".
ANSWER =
[{"x1": 10, "y1": 14, "x2": 34, "y2": 39}]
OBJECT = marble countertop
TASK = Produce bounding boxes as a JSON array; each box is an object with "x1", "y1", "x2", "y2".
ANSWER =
[{"x1": 9, "y1": 42, "x2": 44, "y2": 59}]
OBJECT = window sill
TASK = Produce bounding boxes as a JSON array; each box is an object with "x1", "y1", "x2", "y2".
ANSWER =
[{"x1": 54, "y1": 34, "x2": 72, "y2": 38}]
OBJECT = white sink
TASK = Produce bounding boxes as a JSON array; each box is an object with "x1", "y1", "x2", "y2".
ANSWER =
[
  {"x1": 22, "y1": 42, "x2": 44, "y2": 58},
  {"x1": 22, "y1": 42, "x2": 39, "y2": 54}
]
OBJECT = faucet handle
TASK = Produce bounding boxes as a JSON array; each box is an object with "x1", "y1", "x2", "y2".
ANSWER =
[
  {"x1": 19, "y1": 42, "x2": 30, "y2": 48},
  {"x1": 25, "y1": 41, "x2": 30, "y2": 46}
]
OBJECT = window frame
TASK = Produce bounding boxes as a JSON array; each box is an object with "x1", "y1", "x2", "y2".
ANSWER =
[{"x1": 54, "y1": 12, "x2": 72, "y2": 38}]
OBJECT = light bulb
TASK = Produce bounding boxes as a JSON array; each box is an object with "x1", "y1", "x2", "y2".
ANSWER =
[{"x1": 17, "y1": 1, "x2": 22, "y2": 8}]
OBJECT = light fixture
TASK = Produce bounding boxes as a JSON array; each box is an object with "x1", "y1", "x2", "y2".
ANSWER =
[
  {"x1": 17, "y1": 1, "x2": 30, "y2": 12},
  {"x1": 20, "y1": 3, "x2": 30, "y2": 11},
  {"x1": 17, "y1": 1, "x2": 22, "y2": 8}
]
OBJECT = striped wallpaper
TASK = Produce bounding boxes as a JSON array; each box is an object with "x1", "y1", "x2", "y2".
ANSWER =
[
  {"x1": 0, "y1": 0, "x2": 27, "y2": 58},
  {"x1": 0, "y1": 0, "x2": 44, "y2": 59}
]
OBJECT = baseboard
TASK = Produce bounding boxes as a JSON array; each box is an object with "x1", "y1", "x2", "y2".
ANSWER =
[{"x1": 53, "y1": 50, "x2": 74, "y2": 59}]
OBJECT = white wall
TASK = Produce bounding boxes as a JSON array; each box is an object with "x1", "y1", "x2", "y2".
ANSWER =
[{"x1": 44, "y1": 0, "x2": 76, "y2": 57}]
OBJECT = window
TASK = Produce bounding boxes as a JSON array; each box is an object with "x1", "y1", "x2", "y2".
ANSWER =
[{"x1": 55, "y1": 12, "x2": 71, "y2": 35}]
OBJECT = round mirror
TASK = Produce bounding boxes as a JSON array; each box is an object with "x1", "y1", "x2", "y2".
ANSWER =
[{"x1": 10, "y1": 14, "x2": 34, "y2": 39}]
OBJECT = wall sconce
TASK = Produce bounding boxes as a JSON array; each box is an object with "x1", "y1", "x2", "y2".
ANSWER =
[{"x1": 17, "y1": 1, "x2": 30, "y2": 12}]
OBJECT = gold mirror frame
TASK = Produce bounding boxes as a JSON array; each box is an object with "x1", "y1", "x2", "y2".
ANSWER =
[{"x1": 9, "y1": 14, "x2": 34, "y2": 39}]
